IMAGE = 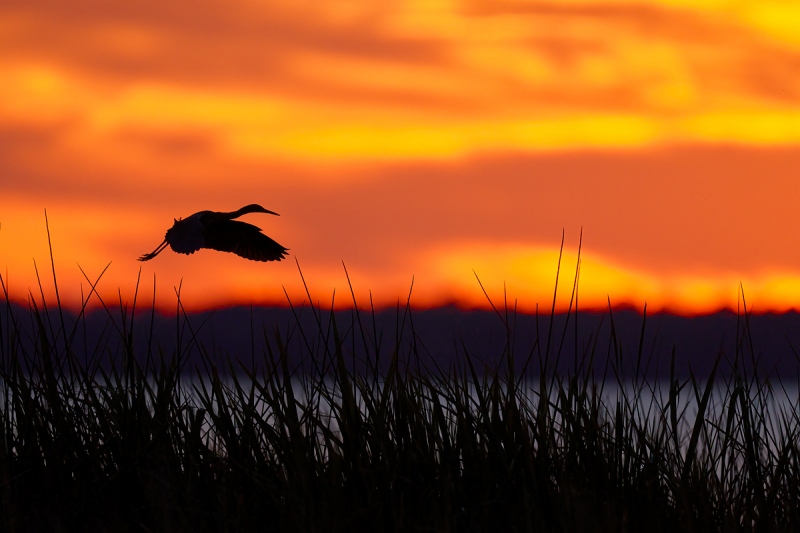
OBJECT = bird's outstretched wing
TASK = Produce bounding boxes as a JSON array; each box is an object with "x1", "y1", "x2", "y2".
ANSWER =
[{"x1": 204, "y1": 220, "x2": 289, "y2": 262}]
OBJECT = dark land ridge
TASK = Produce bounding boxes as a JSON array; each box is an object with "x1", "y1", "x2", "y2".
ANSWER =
[{"x1": 6, "y1": 302, "x2": 800, "y2": 379}]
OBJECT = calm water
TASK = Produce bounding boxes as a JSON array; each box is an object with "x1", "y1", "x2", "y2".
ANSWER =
[
  {"x1": 180, "y1": 375, "x2": 800, "y2": 453},
  {"x1": 3, "y1": 374, "x2": 797, "y2": 458}
]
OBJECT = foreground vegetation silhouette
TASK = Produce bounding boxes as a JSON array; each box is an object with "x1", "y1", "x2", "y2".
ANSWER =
[{"x1": 1, "y1": 231, "x2": 799, "y2": 532}]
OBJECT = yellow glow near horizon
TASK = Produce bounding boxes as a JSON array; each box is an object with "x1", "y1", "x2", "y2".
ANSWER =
[{"x1": 426, "y1": 244, "x2": 799, "y2": 315}]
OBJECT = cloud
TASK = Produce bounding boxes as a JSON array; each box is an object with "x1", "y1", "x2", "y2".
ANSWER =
[
  {"x1": 4, "y1": 0, "x2": 800, "y2": 313},
  {"x1": 4, "y1": 0, "x2": 800, "y2": 114},
  {"x1": 0, "y1": 0, "x2": 452, "y2": 103},
  {"x1": 459, "y1": 1, "x2": 800, "y2": 111},
  {"x1": 5, "y1": 0, "x2": 800, "y2": 168},
  {"x1": 111, "y1": 125, "x2": 220, "y2": 158},
  {"x1": 4, "y1": 139, "x2": 800, "y2": 275}
]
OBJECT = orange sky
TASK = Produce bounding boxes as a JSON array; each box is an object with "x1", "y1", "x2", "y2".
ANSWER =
[{"x1": 3, "y1": 0, "x2": 800, "y2": 315}]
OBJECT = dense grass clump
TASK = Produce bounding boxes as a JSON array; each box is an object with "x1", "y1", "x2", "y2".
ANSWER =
[{"x1": 1, "y1": 237, "x2": 800, "y2": 532}]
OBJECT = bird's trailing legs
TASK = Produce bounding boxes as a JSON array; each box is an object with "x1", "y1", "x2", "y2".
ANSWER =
[{"x1": 138, "y1": 239, "x2": 169, "y2": 261}]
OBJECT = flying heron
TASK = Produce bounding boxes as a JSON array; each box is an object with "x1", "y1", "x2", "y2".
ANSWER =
[{"x1": 138, "y1": 204, "x2": 289, "y2": 262}]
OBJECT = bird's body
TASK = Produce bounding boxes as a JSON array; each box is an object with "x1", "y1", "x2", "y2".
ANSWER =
[{"x1": 138, "y1": 204, "x2": 288, "y2": 262}]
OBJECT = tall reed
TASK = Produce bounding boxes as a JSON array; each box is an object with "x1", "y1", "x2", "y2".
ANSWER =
[{"x1": 1, "y1": 229, "x2": 798, "y2": 532}]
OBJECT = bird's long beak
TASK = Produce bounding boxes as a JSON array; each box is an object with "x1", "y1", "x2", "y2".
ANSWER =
[{"x1": 138, "y1": 239, "x2": 169, "y2": 261}]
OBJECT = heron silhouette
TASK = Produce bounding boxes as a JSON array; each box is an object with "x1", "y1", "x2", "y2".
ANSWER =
[{"x1": 138, "y1": 204, "x2": 289, "y2": 262}]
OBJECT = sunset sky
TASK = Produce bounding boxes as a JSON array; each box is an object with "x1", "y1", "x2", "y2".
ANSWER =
[{"x1": 3, "y1": 0, "x2": 800, "y2": 315}]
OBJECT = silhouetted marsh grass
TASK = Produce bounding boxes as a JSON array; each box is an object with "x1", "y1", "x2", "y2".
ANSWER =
[{"x1": 1, "y1": 227, "x2": 800, "y2": 531}]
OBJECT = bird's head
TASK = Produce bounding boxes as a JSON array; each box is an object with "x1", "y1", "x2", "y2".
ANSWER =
[{"x1": 237, "y1": 204, "x2": 280, "y2": 217}]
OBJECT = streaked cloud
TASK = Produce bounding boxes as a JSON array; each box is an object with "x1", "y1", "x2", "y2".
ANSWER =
[{"x1": 2, "y1": 0, "x2": 800, "y2": 314}]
